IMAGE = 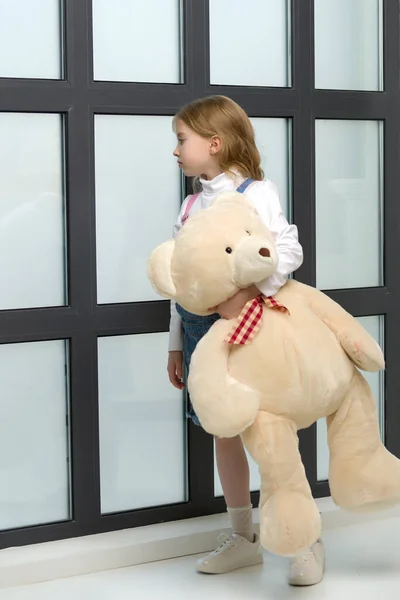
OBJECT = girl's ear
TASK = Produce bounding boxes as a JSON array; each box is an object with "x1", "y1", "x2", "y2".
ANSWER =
[{"x1": 209, "y1": 135, "x2": 222, "y2": 155}]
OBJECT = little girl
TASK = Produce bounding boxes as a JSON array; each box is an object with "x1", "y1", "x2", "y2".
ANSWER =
[{"x1": 168, "y1": 95, "x2": 325, "y2": 587}]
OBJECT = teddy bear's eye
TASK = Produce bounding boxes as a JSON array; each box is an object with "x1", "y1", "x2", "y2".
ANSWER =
[
  {"x1": 225, "y1": 247, "x2": 233, "y2": 254},
  {"x1": 246, "y1": 230, "x2": 251, "y2": 235}
]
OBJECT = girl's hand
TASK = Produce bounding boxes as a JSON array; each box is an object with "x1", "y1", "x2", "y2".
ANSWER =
[
  {"x1": 214, "y1": 285, "x2": 260, "y2": 320},
  {"x1": 168, "y1": 351, "x2": 185, "y2": 390}
]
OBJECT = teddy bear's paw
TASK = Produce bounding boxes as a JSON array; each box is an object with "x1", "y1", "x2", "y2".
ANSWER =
[
  {"x1": 192, "y1": 376, "x2": 261, "y2": 438},
  {"x1": 330, "y1": 446, "x2": 400, "y2": 512},
  {"x1": 259, "y1": 490, "x2": 321, "y2": 557}
]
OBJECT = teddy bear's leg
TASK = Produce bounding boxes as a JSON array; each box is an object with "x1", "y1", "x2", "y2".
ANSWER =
[
  {"x1": 328, "y1": 368, "x2": 400, "y2": 511},
  {"x1": 241, "y1": 411, "x2": 321, "y2": 557}
]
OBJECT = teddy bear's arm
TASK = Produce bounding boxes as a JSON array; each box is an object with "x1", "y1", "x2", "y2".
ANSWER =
[
  {"x1": 188, "y1": 319, "x2": 261, "y2": 437},
  {"x1": 301, "y1": 284, "x2": 384, "y2": 372}
]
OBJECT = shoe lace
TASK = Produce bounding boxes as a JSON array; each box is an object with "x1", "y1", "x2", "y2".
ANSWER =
[
  {"x1": 293, "y1": 549, "x2": 315, "y2": 565},
  {"x1": 212, "y1": 533, "x2": 237, "y2": 555}
]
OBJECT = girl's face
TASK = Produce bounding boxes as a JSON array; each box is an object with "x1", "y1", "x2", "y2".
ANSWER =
[{"x1": 173, "y1": 120, "x2": 222, "y2": 179}]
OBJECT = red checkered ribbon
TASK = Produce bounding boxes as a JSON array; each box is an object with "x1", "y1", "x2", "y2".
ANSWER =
[{"x1": 225, "y1": 295, "x2": 290, "y2": 345}]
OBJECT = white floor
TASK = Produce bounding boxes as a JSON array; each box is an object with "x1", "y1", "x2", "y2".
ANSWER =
[{"x1": 1, "y1": 516, "x2": 399, "y2": 600}]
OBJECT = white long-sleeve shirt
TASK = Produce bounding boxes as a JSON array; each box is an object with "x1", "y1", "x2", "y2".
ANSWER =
[{"x1": 169, "y1": 172, "x2": 303, "y2": 351}]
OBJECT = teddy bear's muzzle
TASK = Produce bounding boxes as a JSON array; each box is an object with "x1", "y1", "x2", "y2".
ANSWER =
[{"x1": 233, "y1": 236, "x2": 278, "y2": 287}]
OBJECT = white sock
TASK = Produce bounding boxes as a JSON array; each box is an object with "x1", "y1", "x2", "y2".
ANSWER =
[{"x1": 227, "y1": 504, "x2": 254, "y2": 542}]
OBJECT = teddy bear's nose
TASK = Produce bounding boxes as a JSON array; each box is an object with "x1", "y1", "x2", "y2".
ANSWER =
[{"x1": 259, "y1": 247, "x2": 270, "y2": 258}]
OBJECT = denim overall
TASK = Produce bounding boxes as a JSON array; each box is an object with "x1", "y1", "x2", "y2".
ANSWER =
[{"x1": 176, "y1": 178, "x2": 255, "y2": 425}]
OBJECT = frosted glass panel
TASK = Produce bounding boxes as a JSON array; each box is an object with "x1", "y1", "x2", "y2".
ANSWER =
[
  {"x1": 315, "y1": 0, "x2": 382, "y2": 91},
  {"x1": 95, "y1": 115, "x2": 181, "y2": 304},
  {"x1": 317, "y1": 316, "x2": 385, "y2": 481},
  {"x1": 0, "y1": 0, "x2": 62, "y2": 79},
  {"x1": 209, "y1": 0, "x2": 289, "y2": 87},
  {"x1": 98, "y1": 333, "x2": 186, "y2": 513},
  {"x1": 0, "y1": 340, "x2": 70, "y2": 530},
  {"x1": 316, "y1": 120, "x2": 383, "y2": 290},
  {"x1": 215, "y1": 445, "x2": 260, "y2": 497},
  {"x1": 93, "y1": 0, "x2": 182, "y2": 83},
  {"x1": 0, "y1": 113, "x2": 67, "y2": 310},
  {"x1": 251, "y1": 118, "x2": 290, "y2": 218}
]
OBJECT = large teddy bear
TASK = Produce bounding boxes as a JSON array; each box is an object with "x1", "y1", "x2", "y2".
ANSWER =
[{"x1": 148, "y1": 192, "x2": 400, "y2": 557}]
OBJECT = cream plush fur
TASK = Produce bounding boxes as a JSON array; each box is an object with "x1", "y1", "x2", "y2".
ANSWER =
[{"x1": 148, "y1": 192, "x2": 400, "y2": 557}]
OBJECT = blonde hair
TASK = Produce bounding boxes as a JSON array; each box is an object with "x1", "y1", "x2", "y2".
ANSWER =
[{"x1": 173, "y1": 95, "x2": 264, "y2": 182}]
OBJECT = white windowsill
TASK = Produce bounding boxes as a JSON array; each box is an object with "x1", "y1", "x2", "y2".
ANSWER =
[{"x1": 1, "y1": 497, "x2": 400, "y2": 590}]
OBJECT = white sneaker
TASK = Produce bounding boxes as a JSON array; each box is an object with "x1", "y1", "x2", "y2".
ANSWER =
[
  {"x1": 196, "y1": 533, "x2": 263, "y2": 574},
  {"x1": 288, "y1": 539, "x2": 325, "y2": 586}
]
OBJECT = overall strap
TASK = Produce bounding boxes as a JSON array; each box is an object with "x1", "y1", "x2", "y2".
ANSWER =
[
  {"x1": 236, "y1": 178, "x2": 255, "y2": 194},
  {"x1": 181, "y1": 192, "x2": 200, "y2": 224}
]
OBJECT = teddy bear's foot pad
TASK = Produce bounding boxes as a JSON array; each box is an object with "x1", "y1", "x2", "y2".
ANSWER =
[{"x1": 259, "y1": 490, "x2": 321, "y2": 556}]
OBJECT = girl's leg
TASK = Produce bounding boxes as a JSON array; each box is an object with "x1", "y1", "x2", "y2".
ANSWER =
[
  {"x1": 215, "y1": 435, "x2": 254, "y2": 542},
  {"x1": 196, "y1": 434, "x2": 262, "y2": 574}
]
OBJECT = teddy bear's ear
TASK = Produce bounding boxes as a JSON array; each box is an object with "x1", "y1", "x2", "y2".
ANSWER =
[{"x1": 147, "y1": 240, "x2": 177, "y2": 299}]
